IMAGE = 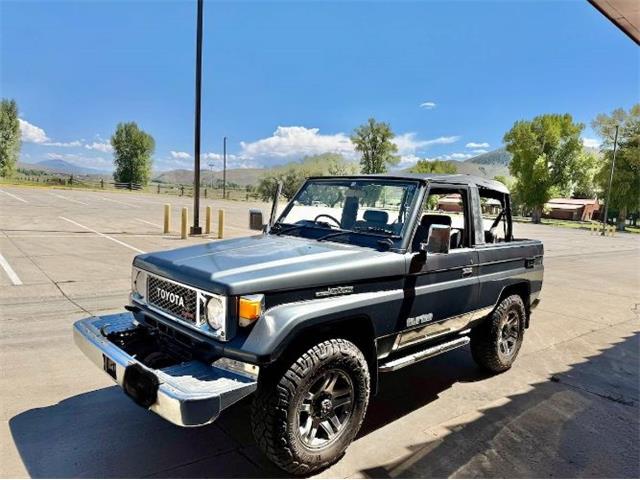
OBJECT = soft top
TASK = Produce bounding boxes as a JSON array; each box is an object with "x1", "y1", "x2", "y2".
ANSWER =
[{"x1": 305, "y1": 173, "x2": 510, "y2": 194}]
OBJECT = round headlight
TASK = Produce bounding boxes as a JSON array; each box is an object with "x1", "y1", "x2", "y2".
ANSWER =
[
  {"x1": 206, "y1": 297, "x2": 225, "y2": 330},
  {"x1": 133, "y1": 270, "x2": 147, "y2": 298}
]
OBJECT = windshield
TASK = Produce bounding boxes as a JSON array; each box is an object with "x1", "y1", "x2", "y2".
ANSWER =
[{"x1": 274, "y1": 178, "x2": 420, "y2": 249}]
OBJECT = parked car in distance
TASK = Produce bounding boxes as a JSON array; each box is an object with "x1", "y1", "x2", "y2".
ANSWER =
[{"x1": 74, "y1": 173, "x2": 543, "y2": 474}]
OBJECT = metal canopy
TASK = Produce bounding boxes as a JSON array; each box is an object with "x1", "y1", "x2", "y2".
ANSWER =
[{"x1": 589, "y1": 0, "x2": 640, "y2": 45}]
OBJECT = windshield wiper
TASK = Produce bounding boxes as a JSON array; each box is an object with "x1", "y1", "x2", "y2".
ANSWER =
[
  {"x1": 271, "y1": 223, "x2": 304, "y2": 235},
  {"x1": 318, "y1": 229, "x2": 401, "y2": 243},
  {"x1": 272, "y1": 222, "x2": 333, "y2": 236},
  {"x1": 352, "y1": 226, "x2": 401, "y2": 239},
  {"x1": 317, "y1": 230, "x2": 354, "y2": 242}
]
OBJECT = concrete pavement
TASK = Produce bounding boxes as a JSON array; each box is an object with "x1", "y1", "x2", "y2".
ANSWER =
[{"x1": 0, "y1": 184, "x2": 638, "y2": 478}]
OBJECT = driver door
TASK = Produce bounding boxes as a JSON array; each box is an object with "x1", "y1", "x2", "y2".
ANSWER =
[{"x1": 396, "y1": 186, "x2": 479, "y2": 349}]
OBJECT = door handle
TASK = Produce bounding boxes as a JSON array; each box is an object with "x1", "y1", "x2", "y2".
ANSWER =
[{"x1": 462, "y1": 266, "x2": 473, "y2": 277}]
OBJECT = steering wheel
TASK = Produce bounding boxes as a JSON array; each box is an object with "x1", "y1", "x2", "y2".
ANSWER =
[{"x1": 314, "y1": 214, "x2": 341, "y2": 228}]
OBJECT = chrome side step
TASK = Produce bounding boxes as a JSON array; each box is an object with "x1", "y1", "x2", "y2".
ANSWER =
[{"x1": 379, "y1": 336, "x2": 470, "y2": 372}]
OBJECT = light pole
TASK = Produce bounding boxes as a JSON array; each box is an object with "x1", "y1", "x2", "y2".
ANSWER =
[
  {"x1": 601, "y1": 124, "x2": 619, "y2": 236},
  {"x1": 190, "y1": 0, "x2": 204, "y2": 235},
  {"x1": 208, "y1": 161, "x2": 215, "y2": 190},
  {"x1": 222, "y1": 136, "x2": 227, "y2": 199}
]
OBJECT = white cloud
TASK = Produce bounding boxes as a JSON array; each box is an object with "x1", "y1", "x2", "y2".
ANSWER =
[
  {"x1": 419, "y1": 101, "x2": 436, "y2": 109},
  {"x1": 44, "y1": 140, "x2": 83, "y2": 147},
  {"x1": 85, "y1": 141, "x2": 113, "y2": 153},
  {"x1": 170, "y1": 150, "x2": 192, "y2": 159},
  {"x1": 19, "y1": 119, "x2": 49, "y2": 143},
  {"x1": 393, "y1": 133, "x2": 459, "y2": 155},
  {"x1": 239, "y1": 126, "x2": 355, "y2": 164},
  {"x1": 465, "y1": 142, "x2": 490, "y2": 148},
  {"x1": 471, "y1": 149, "x2": 488, "y2": 155},
  {"x1": 582, "y1": 137, "x2": 600, "y2": 149}
]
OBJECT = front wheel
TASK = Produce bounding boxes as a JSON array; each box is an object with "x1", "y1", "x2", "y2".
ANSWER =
[
  {"x1": 251, "y1": 339, "x2": 370, "y2": 475},
  {"x1": 471, "y1": 294, "x2": 526, "y2": 373}
]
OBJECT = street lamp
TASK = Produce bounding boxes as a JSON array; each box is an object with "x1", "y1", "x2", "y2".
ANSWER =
[
  {"x1": 222, "y1": 136, "x2": 227, "y2": 199},
  {"x1": 190, "y1": 0, "x2": 204, "y2": 235},
  {"x1": 208, "y1": 161, "x2": 215, "y2": 190},
  {"x1": 601, "y1": 124, "x2": 619, "y2": 236}
]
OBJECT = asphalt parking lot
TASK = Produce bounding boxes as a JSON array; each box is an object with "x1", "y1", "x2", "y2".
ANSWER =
[{"x1": 1, "y1": 184, "x2": 639, "y2": 478}]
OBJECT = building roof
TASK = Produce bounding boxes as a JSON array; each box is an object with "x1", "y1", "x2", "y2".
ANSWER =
[
  {"x1": 547, "y1": 203, "x2": 583, "y2": 211},
  {"x1": 547, "y1": 198, "x2": 601, "y2": 206}
]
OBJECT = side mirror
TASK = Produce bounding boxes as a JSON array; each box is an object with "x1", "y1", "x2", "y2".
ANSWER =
[
  {"x1": 421, "y1": 224, "x2": 451, "y2": 254},
  {"x1": 249, "y1": 209, "x2": 264, "y2": 231}
]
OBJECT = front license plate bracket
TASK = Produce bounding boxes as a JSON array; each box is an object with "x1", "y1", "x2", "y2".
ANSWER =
[{"x1": 103, "y1": 354, "x2": 117, "y2": 380}]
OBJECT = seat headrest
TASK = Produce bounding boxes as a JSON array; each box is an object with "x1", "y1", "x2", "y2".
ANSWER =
[
  {"x1": 363, "y1": 210, "x2": 389, "y2": 224},
  {"x1": 420, "y1": 214, "x2": 452, "y2": 228}
]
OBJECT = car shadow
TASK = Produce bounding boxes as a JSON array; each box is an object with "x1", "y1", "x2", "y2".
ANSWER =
[
  {"x1": 360, "y1": 331, "x2": 640, "y2": 478},
  {"x1": 12, "y1": 333, "x2": 637, "y2": 478},
  {"x1": 9, "y1": 346, "x2": 487, "y2": 478}
]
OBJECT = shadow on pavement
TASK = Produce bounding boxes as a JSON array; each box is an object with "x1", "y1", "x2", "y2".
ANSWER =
[
  {"x1": 9, "y1": 333, "x2": 638, "y2": 478},
  {"x1": 8, "y1": 345, "x2": 488, "y2": 478},
  {"x1": 361, "y1": 331, "x2": 640, "y2": 478}
]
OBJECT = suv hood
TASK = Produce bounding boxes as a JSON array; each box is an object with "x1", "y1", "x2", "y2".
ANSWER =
[{"x1": 134, "y1": 234, "x2": 406, "y2": 296}]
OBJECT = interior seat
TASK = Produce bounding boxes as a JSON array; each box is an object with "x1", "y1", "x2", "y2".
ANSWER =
[
  {"x1": 412, "y1": 214, "x2": 452, "y2": 251},
  {"x1": 355, "y1": 210, "x2": 389, "y2": 230}
]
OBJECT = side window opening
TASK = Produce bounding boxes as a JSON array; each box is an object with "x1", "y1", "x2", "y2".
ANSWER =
[
  {"x1": 411, "y1": 187, "x2": 469, "y2": 252},
  {"x1": 479, "y1": 191, "x2": 510, "y2": 243}
]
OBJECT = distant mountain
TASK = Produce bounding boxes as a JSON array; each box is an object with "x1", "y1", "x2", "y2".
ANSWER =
[
  {"x1": 464, "y1": 148, "x2": 512, "y2": 166},
  {"x1": 153, "y1": 167, "x2": 265, "y2": 186},
  {"x1": 23, "y1": 159, "x2": 110, "y2": 176}
]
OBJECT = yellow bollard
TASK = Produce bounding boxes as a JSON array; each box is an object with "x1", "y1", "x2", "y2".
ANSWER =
[
  {"x1": 205, "y1": 206, "x2": 212, "y2": 234},
  {"x1": 218, "y1": 209, "x2": 225, "y2": 239},
  {"x1": 181, "y1": 207, "x2": 188, "y2": 239},
  {"x1": 163, "y1": 204, "x2": 171, "y2": 234}
]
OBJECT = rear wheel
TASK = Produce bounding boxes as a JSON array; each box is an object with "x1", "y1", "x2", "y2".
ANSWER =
[
  {"x1": 471, "y1": 294, "x2": 526, "y2": 373},
  {"x1": 251, "y1": 339, "x2": 370, "y2": 475}
]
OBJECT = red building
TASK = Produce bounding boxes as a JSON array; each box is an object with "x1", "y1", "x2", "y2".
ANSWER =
[{"x1": 543, "y1": 198, "x2": 602, "y2": 221}]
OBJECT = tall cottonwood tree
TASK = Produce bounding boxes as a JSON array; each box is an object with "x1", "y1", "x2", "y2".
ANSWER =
[
  {"x1": 592, "y1": 104, "x2": 640, "y2": 230},
  {"x1": 111, "y1": 122, "x2": 155, "y2": 185},
  {"x1": 351, "y1": 118, "x2": 399, "y2": 174},
  {"x1": 0, "y1": 99, "x2": 21, "y2": 177},
  {"x1": 504, "y1": 113, "x2": 584, "y2": 223}
]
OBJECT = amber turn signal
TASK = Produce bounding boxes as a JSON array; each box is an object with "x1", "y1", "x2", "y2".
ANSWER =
[{"x1": 238, "y1": 294, "x2": 264, "y2": 327}]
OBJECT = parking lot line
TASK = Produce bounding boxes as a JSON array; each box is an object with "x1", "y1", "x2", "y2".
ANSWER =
[
  {"x1": 0, "y1": 189, "x2": 28, "y2": 203},
  {"x1": 0, "y1": 251, "x2": 23, "y2": 285},
  {"x1": 135, "y1": 218, "x2": 162, "y2": 228},
  {"x1": 50, "y1": 193, "x2": 89, "y2": 205},
  {"x1": 100, "y1": 196, "x2": 140, "y2": 208},
  {"x1": 59, "y1": 216, "x2": 146, "y2": 254}
]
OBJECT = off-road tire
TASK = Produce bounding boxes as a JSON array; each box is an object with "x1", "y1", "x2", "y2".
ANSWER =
[
  {"x1": 471, "y1": 294, "x2": 526, "y2": 373},
  {"x1": 251, "y1": 339, "x2": 370, "y2": 475}
]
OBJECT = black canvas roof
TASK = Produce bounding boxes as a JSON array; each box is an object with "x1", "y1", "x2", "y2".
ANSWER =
[{"x1": 307, "y1": 173, "x2": 510, "y2": 194}]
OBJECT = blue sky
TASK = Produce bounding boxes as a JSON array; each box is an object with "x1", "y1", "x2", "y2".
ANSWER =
[{"x1": 1, "y1": 0, "x2": 638, "y2": 172}]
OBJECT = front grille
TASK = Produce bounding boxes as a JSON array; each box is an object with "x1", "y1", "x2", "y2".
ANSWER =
[{"x1": 148, "y1": 276, "x2": 198, "y2": 325}]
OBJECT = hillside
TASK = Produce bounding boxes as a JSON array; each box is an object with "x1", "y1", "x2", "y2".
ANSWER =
[
  {"x1": 464, "y1": 148, "x2": 511, "y2": 166},
  {"x1": 153, "y1": 168, "x2": 264, "y2": 186},
  {"x1": 18, "y1": 160, "x2": 110, "y2": 176}
]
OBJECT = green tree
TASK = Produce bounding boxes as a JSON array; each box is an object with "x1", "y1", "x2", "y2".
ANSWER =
[
  {"x1": 351, "y1": 118, "x2": 399, "y2": 173},
  {"x1": 111, "y1": 122, "x2": 155, "y2": 185},
  {"x1": 493, "y1": 175, "x2": 509, "y2": 186},
  {"x1": 0, "y1": 99, "x2": 21, "y2": 177},
  {"x1": 504, "y1": 113, "x2": 584, "y2": 223},
  {"x1": 570, "y1": 150, "x2": 600, "y2": 199},
  {"x1": 256, "y1": 153, "x2": 357, "y2": 202},
  {"x1": 410, "y1": 159, "x2": 457, "y2": 174},
  {"x1": 592, "y1": 104, "x2": 640, "y2": 231}
]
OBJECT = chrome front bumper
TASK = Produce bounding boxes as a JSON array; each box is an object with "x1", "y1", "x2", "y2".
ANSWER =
[{"x1": 73, "y1": 313, "x2": 257, "y2": 427}]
